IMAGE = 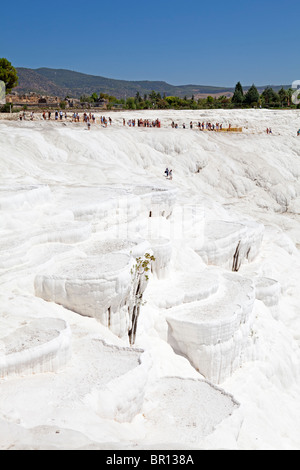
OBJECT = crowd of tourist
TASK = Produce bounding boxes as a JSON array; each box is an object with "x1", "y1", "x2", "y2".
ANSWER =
[
  {"x1": 15, "y1": 111, "x2": 242, "y2": 135},
  {"x1": 17, "y1": 111, "x2": 300, "y2": 137},
  {"x1": 17, "y1": 111, "x2": 231, "y2": 132},
  {"x1": 171, "y1": 120, "x2": 226, "y2": 130},
  {"x1": 123, "y1": 118, "x2": 161, "y2": 128}
]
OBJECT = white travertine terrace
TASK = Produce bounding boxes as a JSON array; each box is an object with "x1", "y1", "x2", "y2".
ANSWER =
[
  {"x1": 0, "y1": 318, "x2": 71, "y2": 378},
  {"x1": 196, "y1": 220, "x2": 264, "y2": 271},
  {"x1": 146, "y1": 270, "x2": 219, "y2": 309},
  {"x1": 55, "y1": 186, "x2": 142, "y2": 230},
  {"x1": 54, "y1": 185, "x2": 176, "y2": 233},
  {"x1": 34, "y1": 253, "x2": 137, "y2": 341},
  {"x1": 0, "y1": 221, "x2": 91, "y2": 270},
  {"x1": 166, "y1": 273, "x2": 255, "y2": 383},
  {"x1": 84, "y1": 340, "x2": 151, "y2": 423},
  {"x1": 143, "y1": 376, "x2": 239, "y2": 443},
  {"x1": 0, "y1": 319, "x2": 150, "y2": 423},
  {"x1": 254, "y1": 276, "x2": 281, "y2": 307},
  {"x1": 1, "y1": 110, "x2": 300, "y2": 449},
  {"x1": 132, "y1": 185, "x2": 177, "y2": 219},
  {"x1": 0, "y1": 185, "x2": 51, "y2": 210},
  {"x1": 149, "y1": 238, "x2": 173, "y2": 279},
  {"x1": 77, "y1": 237, "x2": 152, "y2": 260}
]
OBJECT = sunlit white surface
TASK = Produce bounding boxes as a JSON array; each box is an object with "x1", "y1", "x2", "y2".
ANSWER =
[{"x1": 0, "y1": 109, "x2": 300, "y2": 450}]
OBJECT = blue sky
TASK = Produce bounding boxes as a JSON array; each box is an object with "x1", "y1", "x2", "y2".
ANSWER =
[{"x1": 1, "y1": 0, "x2": 298, "y2": 87}]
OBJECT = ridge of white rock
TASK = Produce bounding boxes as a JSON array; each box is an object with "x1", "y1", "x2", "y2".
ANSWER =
[
  {"x1": 146, "y1": 269, "x2": 219, "y2": 310},
  {"x1": 142, "y1": 376, "x2": 239, "y2": 445},
  {"x1": 196, "y1": 219, "x2": 264, "y2": 271},
  {"x1": 0, "y1": 185, "x2": 51, "y2": 211},
  {"x1": 1, "y1": 110, "x2": 300, "y2": 449},
  {"x1": 54, "y1": 185, "x2": 176, "y2": 234},
  {"x1": 85, "y1": 345, "x2": 152, "y2": 423},
  {"x1": 137, "y1": 185, "x2": 177, "y2": 218},
  {"x1": 0, "y1": 313, "x2": 150, "y2": 426},
  {"x1": 254, "y1": 276, "x2": 281, "y2": 307},
  {"x1": 148, "y1": 238, "x2": 173, "y2": 279},
  {"x1": 0, "y1": 221, "x2": 91, "y2": 271},
  {"x1": 83, "y1": 339, "x2": 151, "y2": 423},
  {"x1": 34, "y1": 245, "x2": 156, "y2": 345},
  {"x1": 0, "y1": 318, "x2": 71, "y2": 378},
  {"x1": 34, "y1": 253, "x2": 135, "y2": 341},
  {"x1": 166, "y1": 273, "x2": 256, "y2": 383}
]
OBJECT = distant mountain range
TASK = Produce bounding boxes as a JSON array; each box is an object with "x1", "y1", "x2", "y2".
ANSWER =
[{"x1": 14, "y1": 67, "x2": 292, "y2": 100}]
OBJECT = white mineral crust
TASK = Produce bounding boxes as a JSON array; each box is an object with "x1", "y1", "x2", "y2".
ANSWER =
[
  {"x1": 196, "y1": 220, "x2": 264, "y2": 271},
  {"x1": 0, "y1": 110, "x2": 300, "y2": 449},
  {"x1": 0, "y1": 318, "x2": 71, "y2": 378},
  {"x1": 166, "y1": 273, "x2": 255, "y2": 383},
  {"x1": 34, "y1": 253, "x2": 136, "y2": 340}
]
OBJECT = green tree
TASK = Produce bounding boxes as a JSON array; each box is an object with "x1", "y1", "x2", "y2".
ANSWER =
[
  {"x1": 189, "y1": 100, "x2": 198, "y2": 109},
  {"x1": 197, "y1": 98, "x2": 206, "y2": 107},
  {"x1": 278, "y1": 87, "x2": 288, "y2": 106},
  {"x1": 126, "y1": 97, "x2": 136, "y2": 109},
  {"x1": 157, "y1": 98, "x2": 168, "y2": 109},
  {"x1": 285, "y1": 88, "x2": 294, "y2": 106},
  {"x1": 261, "y1": 87, "x2": 279, "y2": 106},
  {"x1": 244, "y1": 84, "x2": 259, "y2": 106},
  {"x1": 91, "y1": 92, "x2": 99, "y2": 102},
  {"x1": 218, "y1": 95, "x2": 230, "y2": 104},
  {"x1": 0, "y1": 58, "x2": 18, "y2": 94},
  {"x1": 232, "y1": 81, "x2": 245, "y2": 105},
  {"x1": 108, "y1": 95, "x2": 117, "y2": 103},
  {"x1": 148, "y1": 90, "x2": 157, "y2": 103},
  {"x1": 166, "y1": 96, "x2": 181, "y2": 108},
  {"x1": 80, "y1": 94, "x2": 93, "y2": 103},
  {"x1": 135, "y1": 91, "x2": 143, "y2": 103},
  {"x1": 0, "y1": 103, "x2": 13, "y2": 113}
]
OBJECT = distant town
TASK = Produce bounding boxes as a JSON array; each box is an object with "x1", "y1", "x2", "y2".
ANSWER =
[{"x1": 1, "y1": 61, "x2": 299, "y2": 112}]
